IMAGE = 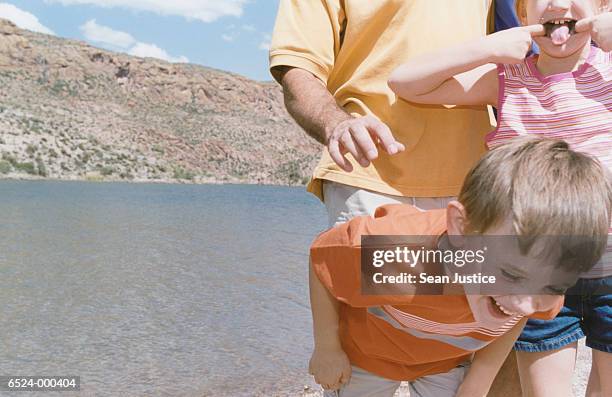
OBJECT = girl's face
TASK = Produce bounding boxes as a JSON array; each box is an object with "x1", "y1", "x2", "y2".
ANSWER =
[{"x1": 525, "y1": 0, "x2": 602, "y2": 57}]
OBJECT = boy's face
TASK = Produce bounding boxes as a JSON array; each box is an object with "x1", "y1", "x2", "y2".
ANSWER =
[
  {"x1": 526, "y1": 0, "x2": 600, "y2": 57},
  {"x1": 462, "y1": 239, "x2": 578, "y2": 325},
  {"x1": 446, "y1": 203, "x2": 581, "y2": 325}
]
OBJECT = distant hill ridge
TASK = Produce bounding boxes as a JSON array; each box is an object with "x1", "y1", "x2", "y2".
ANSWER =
[{"x1": 0, "y1": 18, "x2": 320, "y2": 185}]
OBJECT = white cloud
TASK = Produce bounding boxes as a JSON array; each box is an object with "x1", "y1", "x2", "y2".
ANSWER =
[
  {"x1": 45, "y1": 0, "x2": 247, "y2": 23},
  {"x1": 258, "y1": 33, "x2": 271, "y2": 51},
  {"x1": 129, "y1": 42, "x2": 188, "y2": 63},
  {"x1": 80, "y1": 19, "x2": 135, "y2": 48},
  {"x1": 222, "y1": 23, "x2": 243, "y2": 43},
  {"x1": 78, "y1": 19, "x2": 188, "y2": 63},
  {"x1": 0, "y1": 3, "x2": 54, "y2": 34},
  {"x1": 241, "y1": 24, "x2": 255, "y2": 32},
  {"x1": 79, "y1": 19, "x2": 189, "y2": 63},
  {"x1": 221, "y1": 33, "x2": 235, "y2": 42}
]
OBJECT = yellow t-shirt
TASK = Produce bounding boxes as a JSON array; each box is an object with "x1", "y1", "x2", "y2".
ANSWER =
[{"x1": 270, "y1": 0, "x2": 496, "y2": 199}]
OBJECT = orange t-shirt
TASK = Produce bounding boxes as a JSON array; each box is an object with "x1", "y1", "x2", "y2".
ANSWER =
[{"x1": 310, "y1": 204, "x2": 562, "y2": 380}]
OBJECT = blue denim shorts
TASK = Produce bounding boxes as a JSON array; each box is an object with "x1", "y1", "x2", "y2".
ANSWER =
[{"x1": 514, "y1": 276, "x2": 612, "y2": 353}]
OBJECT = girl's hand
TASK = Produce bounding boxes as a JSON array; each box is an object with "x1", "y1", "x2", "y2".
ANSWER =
[
  {"x1": 576, "y1": 12, "x2": 612, "y2": 51},
  {"x1": 308, "y1": 346, "x2": 352, "y2": 390},
  {"x1": 486, "y1": 25, "x2": 546, "y2": 64}
]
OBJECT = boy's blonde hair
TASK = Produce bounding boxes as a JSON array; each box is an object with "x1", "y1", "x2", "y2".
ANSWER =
[{"x1": 458, "y1": 137, "x2": 612, "y2": 272}]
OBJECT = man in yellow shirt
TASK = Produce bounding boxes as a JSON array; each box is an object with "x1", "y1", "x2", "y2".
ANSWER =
[
  {"x1": 270, "y1": 0, "x2": 495, "y2": 200},
  {"x1": 269, "y1": 0, "x2": 521, "y2": 394}
]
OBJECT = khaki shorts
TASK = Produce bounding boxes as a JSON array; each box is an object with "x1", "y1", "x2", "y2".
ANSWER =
[
  {"x1": 323, "y1": 364, "x2": 470, "y2": 397},
  {"x1": 323, "y1": 180, "x2": 454, "y2": 228}
]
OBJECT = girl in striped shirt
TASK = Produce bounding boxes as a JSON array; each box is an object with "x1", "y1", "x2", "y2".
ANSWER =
[{"x1": 389, "y1": 0, "x2": 611, "y2": 396}]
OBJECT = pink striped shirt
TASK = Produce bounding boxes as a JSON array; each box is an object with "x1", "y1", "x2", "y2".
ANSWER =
[{"x1": 487, "y1": 45, "x2": 612, "y2": 278}]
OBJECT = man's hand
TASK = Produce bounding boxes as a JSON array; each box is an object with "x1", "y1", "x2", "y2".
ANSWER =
[
  {"x1": 576, "y1": 12, "x2": 612, "y2": 51},
  {"x1": 308, "y1": 346, "x2": 352, "y2": 390},
  {"x1": 486, "y1": 25, "x2": 546, "y2": 64},
  {"x1": 278, "y1": 67, "x2": 404, "y2": 172},
  {"x1": 326, "y1": 115, "x2": 405, "y2": 172}
]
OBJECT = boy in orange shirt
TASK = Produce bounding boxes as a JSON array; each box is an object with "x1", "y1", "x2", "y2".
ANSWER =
[{"x1": 309, "y1": 137, "x2": 612, "y2": 397}]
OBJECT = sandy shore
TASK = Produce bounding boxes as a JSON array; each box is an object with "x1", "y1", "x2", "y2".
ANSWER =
[{"x1": 299, "y1": 340, "x2": 591, "y2": 397}]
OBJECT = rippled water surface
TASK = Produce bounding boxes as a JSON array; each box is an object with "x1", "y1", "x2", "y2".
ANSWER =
[{"x1": 0, "y1": 180, "x2": 327, "y2": 396}]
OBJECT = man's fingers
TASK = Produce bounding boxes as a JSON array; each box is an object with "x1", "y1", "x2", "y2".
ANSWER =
[
  {"x1": 524, "y1": 24, "x2": 546, "y2": 37},
  {"x1": 329, "y1": 116, "x2": 403, "y2": 170},
  {"x1": 575, "y1": 17, "x2": 594, "y2": 33},
  {"x1": 340, "y1": 133, "x2": 370, "y2": 168},
  {"x1": 349, "y1": 124, "x2": 379, "y2": 160},
  {"x1": 328, "y1": 138, "x2": 353, "y2": 172},
  {"x1": 363, "y1": 117, "x2": 402, "y2": 155}
]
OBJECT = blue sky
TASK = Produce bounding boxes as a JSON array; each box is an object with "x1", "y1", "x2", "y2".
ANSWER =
[{"x1": 0, "y1": 0, "x2": 280, "y2": 81}]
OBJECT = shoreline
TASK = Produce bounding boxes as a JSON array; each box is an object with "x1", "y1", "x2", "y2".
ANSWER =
[{"x1": 0, "y1": 173, "x2": 308, "y2": 187}]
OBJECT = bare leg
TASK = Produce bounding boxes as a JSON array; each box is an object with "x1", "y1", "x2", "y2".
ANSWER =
[
  {"x1": 516, "y1": 342, "x2": 578, "y2": 397},
  {"x1": 488, "y1": 352, "x2": 522, "y2": 397},
  {"x1": 585, "y1": 353, "x2": 600, "y2": 397},
  {"x1": 586, "y1": 350, "x2": 612, "y2": 397}
]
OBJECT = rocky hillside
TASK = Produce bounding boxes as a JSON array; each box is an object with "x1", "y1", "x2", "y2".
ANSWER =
[{"x1": 0, "y1": 19, "x2": 321, "y2": 185}]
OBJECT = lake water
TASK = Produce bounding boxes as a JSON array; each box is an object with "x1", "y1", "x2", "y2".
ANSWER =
[{"x1": 0, "y1": 181, "x2": 328, "y2": 396}]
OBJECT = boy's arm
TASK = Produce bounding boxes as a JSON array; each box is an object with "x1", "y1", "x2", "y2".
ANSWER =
[
  {"x1": 388, "y1": 25, "x2": 545, "y2": 107},
  {"x1": 308, "y1": 260, "x2": 352, "y2": 390},
  {"x1": 455, "y1": 317, "x2": 528, "y2": 397},
  {"x1": 306, "y1": 205, "x2": 423, "y2": 389}
]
